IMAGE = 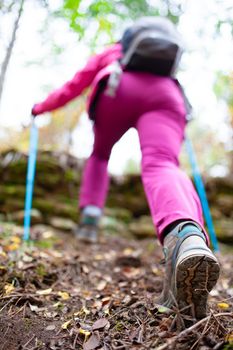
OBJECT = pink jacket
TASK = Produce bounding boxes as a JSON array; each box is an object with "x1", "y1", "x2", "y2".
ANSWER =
[{"x1": 32, "y1": 43, "x2": 122, "y2": 116}]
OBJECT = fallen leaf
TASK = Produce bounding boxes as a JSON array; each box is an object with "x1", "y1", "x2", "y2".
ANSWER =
[
  {"x1": 0, "y1": 251, "x2": 7, "y2": 258},
  {"x1": 11, "y1": 236, "x2": 21, "y2": 244},
  {"x1": 217, "y1": 302, "x2": 230, "y2": 309},
  {"x1": 61, "y1": 320, "x2": 72, "y2": 330},
  {"x1": 5, "y1": 243, "x2": 20, "y2": 251},
  {"x1": 0, "y1": 265, "x2": 7, "y2": 274},
  {"x1": 92, "y1": 318, "x2": 109, "y2": 331},
  {"x1": 79, "y1": 328, "x2": 91, "y2": 337},
  {"x1": 82, "y1": 265, "x2": 90, "y2": 274},
  {"x1": 96, "y1": 280, "x2": 107, "y2": 291},
  {"x1": 158, "y1": 306, "x2": 171, "y2": 314},
  {"x1": 101, "y1": 297, "x2": 111, "y2": 304},
  {"x1": 58, "y1": 291, "x2": 70, "y2": 300},
  {"x1": 122, "y1": 267, "x2": 141, "y2": 279},
  {"x1": 4, "y1": 283, "x2": 15, "y2": 295},
  {"x1": 123, "y1": 248, "x2": 134, "y2": 255},
  {"x1": 74, "y1": 306, "x2": 91, "y2": 317},
  {"x1": 29, "y1": 304, "x2": 45, "y2": 313},
  {"x1": 36, "y1": 288, "x2": 53, "y2": 296},
  {"x1": 94, "y1": 254, "x2": 104, "y2": 260},
  {"x1": 83, "y1": 332, "x2": 100, "y2": 350},
  {"x1": 53, "y1": 301, "x2": 63, "y2": 309}
]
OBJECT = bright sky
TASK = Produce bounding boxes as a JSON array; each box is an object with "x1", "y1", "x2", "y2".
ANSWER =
[{"x1": 0, "y1": 0, "x2": 232, "y2": 174}]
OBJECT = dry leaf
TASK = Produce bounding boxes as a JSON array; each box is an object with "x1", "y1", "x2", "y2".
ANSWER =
[
  {"x1": 61, "y1": 320, "x2": 72, "y2": 330},
  {"x1": 11, "y1": 236, "x2": 21, "y2": 244},
  {"x1": 96, "y1": 280, "x2": 107, "y2": 291},
  {"x1": 5, "y1": 243, "x2": 20, "y2": 251},
  {"x1": 36, "y1": 288, "x2": 53, "y2": 296},
  {"x1": 217, "y1": 302, "x2": 230, "y2": 309},
  {"x1": 123, "y1": 248, "x2": 134, "y2": 255},
  {"x1": 0, "y1": 265, "x2": 7, "y2": 273},
  {"x1": 4, "y1": 283, "x2": 15, "y2": 295},
  {"x1": 92, "y1": 318, "x2": 109, "y2": 331},
  {"x1": 58, "y1": 291, "x2": 70, "y2": 300},
  {"x1": 94, "y1": 254, "x2": 104, "y2": 261},
  {"x1": 74, "y1": 306, "x2": 91, "y2": 317},
  {"x1": 83, "y1": 332, "x2": 100, "y2": 350},
  {"x1": 79, "y1": 328, "x2": 91, "y2": 337},
  {"x1": 29, "y1": 304, "x2": 45, "y2": 313},
  {"x1": 122, "y1": 267, "x2": 141, "y2": 279}
]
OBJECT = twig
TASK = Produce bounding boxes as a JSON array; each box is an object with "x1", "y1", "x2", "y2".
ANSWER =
[
  {"x1": 156, "y1": 312, "x2": 233, "y2": 350},
  {"x1": 22, "y1": 334, "x2": 36, "y2": 349},
  {"x1": 190, "y1": 316, "x2": 212, "y2": 350},
  {"x1": 72, "y1": 333, "x2": 79, "y2": 349},
  {"x1": 212, "y1": 312, "x2": 227, "y2": 334},
  {"x1": 0, "y1": 297, "x2": 16, "y2": 313},
  {"x1": 108, "y1": 307, "x2": 127, "y2": 320},
  {"x1": 9, "y1": 304, "x2": 25, "y2": 318}
]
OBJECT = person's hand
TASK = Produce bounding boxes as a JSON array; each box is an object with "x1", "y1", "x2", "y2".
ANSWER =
[{"x1": 31, "y1": 104, "x2": 40, "y2": 117}]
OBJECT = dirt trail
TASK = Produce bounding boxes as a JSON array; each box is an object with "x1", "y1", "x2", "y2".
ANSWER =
[{"x1": 0, "y1": 226, "x2": 232, "y2": 350}]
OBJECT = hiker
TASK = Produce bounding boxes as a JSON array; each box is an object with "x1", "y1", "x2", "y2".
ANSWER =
[{"x1": 32, "y1": 17, "x2": 220, "y2": 319}]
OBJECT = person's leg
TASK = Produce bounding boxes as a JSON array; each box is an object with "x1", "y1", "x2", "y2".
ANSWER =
[
  {"x1": 136, "y1": 110, "x2": 220, "y2": 319},
  {"x1": 136, "y1": 110, "x2": 205, "y2": 242},
  {"x1": 78, "y1": 91, "x2": 134, "y2": 241}
]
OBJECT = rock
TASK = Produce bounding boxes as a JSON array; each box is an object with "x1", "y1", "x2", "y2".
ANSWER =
[
  {"x1": 99, "y1": 216, "x2": 127, "y2": 233},
  {"x1": 31, "y1": 224, "x2": 57, "y2": 240},
  {"x1": 104, "y1": 207, "x2": 133, "y2": 223},
  {"x1": 49, "y1": 217, "x2": 76, "y2": 231},
  {"x1": 9, "y1": 209, "x2": 43, "y2": 225},
  {"x1": 129, "y1": 216, "x2": 156, "y2": 239},
  {"x1": 33, "y1": 198, "x2": 79, "y2": 222}
]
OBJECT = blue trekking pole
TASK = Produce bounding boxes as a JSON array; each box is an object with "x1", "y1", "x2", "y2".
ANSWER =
[
  {"x1": 185, "y1": 137, "x2": 220, "y2": 253},
  {"x1": 23, "y1": 117, "x2": 39, "y2": 241}
]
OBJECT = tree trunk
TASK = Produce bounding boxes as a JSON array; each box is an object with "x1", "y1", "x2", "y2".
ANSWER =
[{"x1": 0, "y1": 0, "x2": 25, "y2": 106}]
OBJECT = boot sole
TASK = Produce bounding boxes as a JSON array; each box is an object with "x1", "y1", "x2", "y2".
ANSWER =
[{"x1": 175, "y1": 253, "x2": 220, "y2": 319}]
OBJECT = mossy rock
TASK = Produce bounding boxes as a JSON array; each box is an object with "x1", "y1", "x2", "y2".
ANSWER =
[
  {"x1": 0, "y1": 185, "x2": 45, "y2": 200},
  {"x1": 107, "y1": 193, "x2": 149, "y2": 217},
  {"x1": 104, "y1": 207, "x2": 133, "y2": 223},
  {"x1": 33, "y1": 197, "x2": 78, "y2": 222},
  {"x1": 1, "y1": 198, "x2": 25, "y2": 213},
  {"x1": 1, "y1": 161, "x2": 27, "y2": 184},
  {"x1": 129, "y1": 215, "x2": 156, "y2": 239},
  {"x1": 9, "y1": 209, "x2": 43, "y2": 225}
]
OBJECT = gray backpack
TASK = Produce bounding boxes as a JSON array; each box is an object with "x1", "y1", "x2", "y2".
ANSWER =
[
  {"x1": 106, "y1": 17, "x2": 184, "y2": 97},
  {"x1": 121, "y1": 16, "x2": 184, "y2": 76}
]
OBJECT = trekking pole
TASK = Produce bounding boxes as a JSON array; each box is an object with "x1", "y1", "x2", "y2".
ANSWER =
[
  {"x1": 185, "y1": 137, "x2": 220, "y2": 253},
  {"x1": 23, "y1": 117, "x2": 39, "y2": 241}
]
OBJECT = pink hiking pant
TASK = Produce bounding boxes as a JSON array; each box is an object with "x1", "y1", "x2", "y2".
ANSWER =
[{"x1": 79, "y1": 72, "x2": 205, "y2": 243}]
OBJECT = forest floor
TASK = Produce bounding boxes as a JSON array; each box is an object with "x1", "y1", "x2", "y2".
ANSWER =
[{"x1": 0, "y1": 223, "x2": 232, "y2": 350}]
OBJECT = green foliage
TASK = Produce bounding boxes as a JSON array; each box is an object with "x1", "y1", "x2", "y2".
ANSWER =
[
  {"x1": 56, "y1": 0, "x2": 183, "y2": 46},
  {"x1": 214, "y1": 72, "x2": 233, "y2": 109}
]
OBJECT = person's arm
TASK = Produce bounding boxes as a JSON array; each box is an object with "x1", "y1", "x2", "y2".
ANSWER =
[{"x1": 32, "y1": 43, "x2": 122, "y2": 115}]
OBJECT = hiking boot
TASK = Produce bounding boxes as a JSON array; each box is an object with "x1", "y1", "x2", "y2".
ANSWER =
[
  {"x1": 157, "y1": 221, "x2": 220, "y2": 319},
  {"x1": 75, "y1": 206, "x2": 101, "y2": 244},
  {"x1": 76, "y1": 222, "x2": 98, "y2": 244}
]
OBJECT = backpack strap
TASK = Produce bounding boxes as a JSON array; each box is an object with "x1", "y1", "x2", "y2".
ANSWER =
[{"x1": 174, "y1": 79, "x2": 193, "y2": 121}]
